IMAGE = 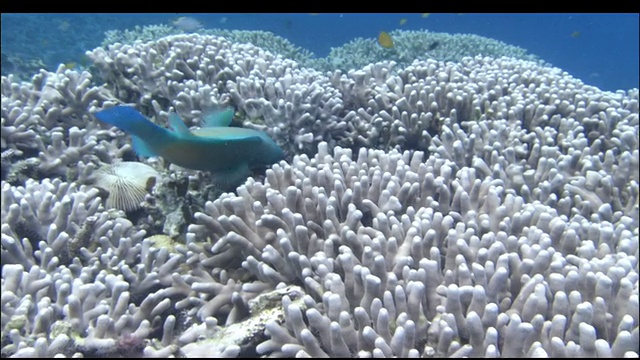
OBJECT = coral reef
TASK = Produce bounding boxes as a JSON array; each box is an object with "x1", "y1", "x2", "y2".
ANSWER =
[
  {"x1": 185, "y1": 140, "x2": 638, "y2": 357},
  {"x1": 101, "y1": 25, "x2": 315, "y2": 66},
  {"x1": 307, "y1": 29, "x2": 546, "y2": 73},
  {"x1": 86, "y1": 33, "x2": 345, "y2": 157},
  {"x1": 1, "y1": 28, "x2": 639, "y2": 359},
  {"x1": 0, "y1": 53, "x2": 47, "y2": 83},
  {"x1": 1, "y1": 65, "x2": 121, "y2": 183},
  {"x1": 99, "y1": 25, "x2": 542, "y2": 75}
]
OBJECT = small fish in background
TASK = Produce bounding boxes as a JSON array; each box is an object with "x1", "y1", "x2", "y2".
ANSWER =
[
  {"x1": 570, "y1": 31, "x2": 582, "y2": 38},
  {"x1": 79, "y1": 54, "x2": 92, "y2": 68},
  {"x1": 427, "y1": 41, "x2": 439, "y2": 51},
  {"x1": 399, "y1": 18, "x2": 408, "y2": 26},
  {"x1": 219, "y1": 17, "x2": 228, "y2": 24},
  {"x1": 92, "y1": 162, "x2": 160, "y2": 212},
  {"x1": 421, "y1": 13, "x2": 430, "y2": 18},
  {"x1": 309, "y1": 13, "x2": 320, "y2": 16},
  {"x1": 172, "y1": 16, "x2": 203, "y2": 32},
  {"x1": 57, "y1": 20, "x2": 70, "y2": 31},
  {"x1": 64, "y1": 62, "x2": 77, "y2": 70},
  {"x1": 283, "y1": 19, "x2": 293, "y2": 30},
  {"x1": 378, "y1": 31, "x2": 394, "y2": 49}
]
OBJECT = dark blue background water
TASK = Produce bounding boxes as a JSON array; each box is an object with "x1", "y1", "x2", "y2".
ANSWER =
[{"x1": 1, "y1": 13, "x2": 638, "y2": 92}]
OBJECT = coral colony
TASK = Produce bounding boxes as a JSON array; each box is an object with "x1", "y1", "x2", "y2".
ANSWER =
[{"x1": 1, "y1": 29, "x2": 639, "y2": 358}]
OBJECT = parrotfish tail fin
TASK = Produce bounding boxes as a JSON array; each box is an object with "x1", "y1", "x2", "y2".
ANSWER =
[
  {"x1": 94, "y1": 106, "x2": 170, "y2": 157},
  {"x1": 211, "y1": 163, "x2": 251, "y2": 191},
  {"x1": 202, "y1": 107, "x2": 235, "y2": 127},
  {"x1": 95, "y1": 106, "x2": 149, "y2": 134}
]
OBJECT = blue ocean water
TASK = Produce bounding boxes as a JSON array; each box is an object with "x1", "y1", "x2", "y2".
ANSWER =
[{"x1": 1, "y1": 13, "x2": 638, "y2": 92}]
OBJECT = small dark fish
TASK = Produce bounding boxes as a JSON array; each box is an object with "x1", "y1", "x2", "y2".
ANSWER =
[
  {"x1": 427, "y1": 41, "x2": 439, "y2": 51},
  {"x1": 79, "y1": 54, "x2": 92, "y2": 67}
]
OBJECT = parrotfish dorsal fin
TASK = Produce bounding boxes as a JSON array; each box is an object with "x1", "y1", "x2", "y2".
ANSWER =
[
  {"x1": 168, "y1": 113, "x2": 192, "y2": 137},
  {"x1": 202, "y1": 108, "x2": 235, "y2": 128}
]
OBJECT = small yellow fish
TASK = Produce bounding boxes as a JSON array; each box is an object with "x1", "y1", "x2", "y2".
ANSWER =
[
  {"x1": 58, "y1": 20, "x2": 70, "y2": 31},
  {"x1": 378, "y1": 31, "x2": 394, "y2": 49},
  {"x1": 399, "y1": 18, "x2": 407, "y2": 26},
  {"x1": 64, "y1": 62, "x2": 77, "y2": 70},
  {"x1": 421, "y1": 13, "x2": 430, "y2": 18},
  {"x1": 570, "y1": 31, "x2": 581, "y2": 38}
]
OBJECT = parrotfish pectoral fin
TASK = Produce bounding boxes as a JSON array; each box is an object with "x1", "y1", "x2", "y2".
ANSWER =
[
  {"x1": 202, "y1": 108, "x2": 235, "y2": 128},
  {"x1": 168, "y1": 113, "x2": 192, "y2": 138},
  {"x1": 211, "y1": 163, "x2": 251, "y2": 191},
  {"x1": 131, "y1": 135, "x2": 157, "y2": 157}
]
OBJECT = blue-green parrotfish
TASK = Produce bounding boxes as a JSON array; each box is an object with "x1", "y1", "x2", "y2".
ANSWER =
[{"x1": 94, "y1": 106, "x2": 284, "y2": 188}]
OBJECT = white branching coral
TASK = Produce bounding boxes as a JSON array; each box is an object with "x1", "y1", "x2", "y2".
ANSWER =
[
  {"x1": 1, "y1": 30, "x2": 638, "y2": 359},
  {"x1": 184, "y1": 140, "x2": 639, "y2": 357}
]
